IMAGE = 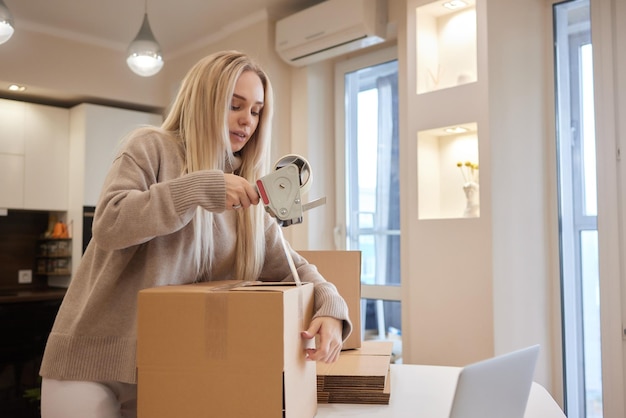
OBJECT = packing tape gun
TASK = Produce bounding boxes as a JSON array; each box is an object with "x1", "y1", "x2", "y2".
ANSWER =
[{"x1": 256, "y1": 154, "x2": 326, "y2": 227}]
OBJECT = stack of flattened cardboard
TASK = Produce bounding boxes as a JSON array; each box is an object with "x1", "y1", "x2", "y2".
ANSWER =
[{"x1": 316, "y1": 340, "x2": 393, "y2": 405}]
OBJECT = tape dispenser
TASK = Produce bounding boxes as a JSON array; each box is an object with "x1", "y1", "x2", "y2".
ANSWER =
[{"x1": 256, "y1": 154, "x2": 326, "y2": 227}]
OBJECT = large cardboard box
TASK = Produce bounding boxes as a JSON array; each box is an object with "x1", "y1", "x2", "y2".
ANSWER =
[
  {"x1": 297, "y1": 250, "x2": 361, "y2": 350},
  {"x1": 137, "y1": 281, "x2": 316, "y2": 418}
]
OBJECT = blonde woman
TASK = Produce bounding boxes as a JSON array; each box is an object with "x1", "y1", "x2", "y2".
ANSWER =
[{"x1": 39, "y1": 50, "x2": 351, "y2": 418}]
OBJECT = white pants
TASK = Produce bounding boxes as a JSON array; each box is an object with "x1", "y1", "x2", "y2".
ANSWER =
[{"x1": 41, "y1": 378, "x2": 137, "y2": 418}]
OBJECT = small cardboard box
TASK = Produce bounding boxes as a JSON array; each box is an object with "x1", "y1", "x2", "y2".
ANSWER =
[
  {"x1": 137, "y1": 281, "x2": 317, "y2": 418},
  {"x1": 297, "y1": 250, "x2": 362, "y2": 350}
]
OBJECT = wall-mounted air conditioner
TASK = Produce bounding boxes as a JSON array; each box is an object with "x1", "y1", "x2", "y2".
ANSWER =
[{"x1": 275, "y1": 0, "x2": 387, "y2": 67}]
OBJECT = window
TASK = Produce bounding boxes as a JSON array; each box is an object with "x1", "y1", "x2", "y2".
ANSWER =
[
  {"x1": 335, "y1": 48, "x2": 402, "y2": 361},
  {"x1": 554, "y1": 1, "x2": 602, "y2": 416}
]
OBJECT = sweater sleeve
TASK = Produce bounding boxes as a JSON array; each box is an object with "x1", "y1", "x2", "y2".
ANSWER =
[
  {"x1": 91, "y1": 131, "x2": 227, "y2": 251},
  {"x1": 260, "y1": 217, "x2": 353, "y2": 343}
]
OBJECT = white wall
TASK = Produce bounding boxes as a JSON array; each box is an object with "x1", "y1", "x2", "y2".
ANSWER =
[
  {"x1": 487, "y1": 0, "x2": 560, "y2": 395},
  {"x1": 392, "y1": 0, "x2": 562, "y2": 401},
  {"x1": 286, "y1": 62, "x2": 337, "y2": 250},
  {"x1": 400, "y1": 0, "x2": 494, "y2": 371}
]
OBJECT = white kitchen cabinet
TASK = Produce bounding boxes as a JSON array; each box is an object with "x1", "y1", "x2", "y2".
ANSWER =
[
  {"x1": 24, "y1": 104, "x2": 70, "y2": 211},
  {"x1": 0, "y1": 99, "x2": 69, "y2": 211},
  {"x1": 67, "y1": 103, "x2": 162, "y2": 277},
  {"x1": 0, "y1": 99, "x2": 25, "y2": 209},
  {"x1": 0, "y1": 154, "x2": 25, "y2": 208},
  {"x1": 70, "y1": 103, "x2": 162, "y2": 207},
  {"x1": 0, "y1": 99, "x2": 26, "y2": 154}
]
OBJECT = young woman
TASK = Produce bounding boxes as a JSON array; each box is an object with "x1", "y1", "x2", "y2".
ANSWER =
[{"x1": 39, "y1": 50, "x2": 351, "y2": 418}]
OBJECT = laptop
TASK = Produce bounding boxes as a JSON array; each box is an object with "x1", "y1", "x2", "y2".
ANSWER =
[{"x1": 448, "y1": 344, "x2": 540, "y2": 418}]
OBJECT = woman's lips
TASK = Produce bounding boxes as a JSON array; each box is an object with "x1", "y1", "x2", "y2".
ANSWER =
[{"x1": 230, "y1": 131, "x2": 247, "y2": 142}]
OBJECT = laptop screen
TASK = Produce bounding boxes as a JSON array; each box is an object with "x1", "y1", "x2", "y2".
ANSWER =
[{"x1": 448, "y1": 345, "x2": 540, "y2": 418}]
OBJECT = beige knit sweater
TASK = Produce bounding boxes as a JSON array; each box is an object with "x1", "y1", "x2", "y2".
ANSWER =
[{"x1": 39, "y1": 128, "x2": 351, "y2": 384}]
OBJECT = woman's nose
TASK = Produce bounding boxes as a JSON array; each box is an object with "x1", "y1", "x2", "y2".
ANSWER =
[{"x1": 239, "y1": 113, "x2": 252, "y2": 126}]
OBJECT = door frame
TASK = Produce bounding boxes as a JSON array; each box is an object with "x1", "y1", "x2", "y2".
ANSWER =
[
  {"x1": 333, "y1": 46, "x2": 402, "y2": 333},
  {"x1": 590, "y1": 0, "x2": 626, "y2": 416}
]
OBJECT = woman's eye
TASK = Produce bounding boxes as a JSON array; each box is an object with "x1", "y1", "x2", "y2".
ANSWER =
[{"x1": 230, "y1": 105, "x2": 240, "y2": 111}]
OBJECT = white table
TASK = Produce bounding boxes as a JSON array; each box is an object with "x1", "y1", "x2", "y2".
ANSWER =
[{"x1": 315, "y1": 364, "x2": 566, "y2": 417}]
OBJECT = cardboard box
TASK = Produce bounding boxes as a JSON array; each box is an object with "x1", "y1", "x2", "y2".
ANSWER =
[
  {"x1": 137, "y1": 281, "x2": 317, "y2": 418},
  {"x1": 297, "y1": 250, "x2": 361, "y2": 350}
]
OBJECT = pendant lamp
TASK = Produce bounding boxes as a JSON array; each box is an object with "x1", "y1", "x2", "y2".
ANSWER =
[
  {"x1": 126, "y1": 1, "x2": 163, "y2": 77},
  {"x1": 0, "y1": 0, "x2": 15, "y2": 45}
]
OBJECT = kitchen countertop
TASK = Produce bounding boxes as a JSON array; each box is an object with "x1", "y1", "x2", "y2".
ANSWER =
[{"x1": 0, "y1": 287, "x2": 67, "y2": 304}]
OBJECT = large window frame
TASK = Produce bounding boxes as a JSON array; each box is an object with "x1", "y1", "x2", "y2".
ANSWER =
[
  {"x1": 334, "y1": 46, "x2": 402, "y2": 345},
  {"x1": 553, "y1": 0, "x2": 626, "y2": 416}
]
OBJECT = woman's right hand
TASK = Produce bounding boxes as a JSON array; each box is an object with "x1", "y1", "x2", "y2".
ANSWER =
[{"x1": 224, "y1": 173, "x2": 260, "y2": 210}]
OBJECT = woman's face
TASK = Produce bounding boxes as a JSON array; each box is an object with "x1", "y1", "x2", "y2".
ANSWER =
[{"x1": 229, "y1": 70, "x2": 264, "y2": 153}]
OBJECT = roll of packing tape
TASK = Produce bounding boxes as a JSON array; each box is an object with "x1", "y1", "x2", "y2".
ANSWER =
[{"x1": 273, "y1": 154, "x2": 312, "y2": 195}]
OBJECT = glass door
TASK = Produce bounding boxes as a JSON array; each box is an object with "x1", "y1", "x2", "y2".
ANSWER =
[
  {"x1": 335, "y1": 47, "x2": 402, "y2": 361},
  {"x1": 554, "y1": 1, "x2": 602, "y2": 416}
]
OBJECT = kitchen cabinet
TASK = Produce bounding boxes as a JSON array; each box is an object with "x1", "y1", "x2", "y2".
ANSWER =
[
  {"x1": 0, "y1": 99, "x2": 26, "y2": 209},
  {"x1": 69, "y1": 103, "x2": 162, "y2": 207},
  {"x1": 67, "y1": 104, "x2": 162, "y2": 278},
  {"x1": 24, "y1": 104, "x2": 70, "y2": 211},
  {"x1": 0, "y1": 154, "x2": 24, "y2": 209},
  {"x1": 0, "y1": 99, "x2": 69, "y2": 211},
  {"x1": 0, "y1": 99, "x2": 25, "y2": 154}
]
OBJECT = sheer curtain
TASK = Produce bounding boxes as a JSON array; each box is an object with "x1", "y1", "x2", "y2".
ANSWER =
[{"x1": 373, "y1": 73, "x2": 400, "y2": 337}]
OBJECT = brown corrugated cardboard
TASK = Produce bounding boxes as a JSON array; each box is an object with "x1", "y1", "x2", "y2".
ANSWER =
[
  {"x1": 339, "y1": 340, "x2": 393, "y2": 357},
  {"x1": 297, "y1": 250, "x2": 361, "y2": 350},
  {"x1": 137, "y1": 281, "x2": 317, "y2": 418},
  {"x1": 316, "y1": 340, "x2": 393, "y2": 405}
]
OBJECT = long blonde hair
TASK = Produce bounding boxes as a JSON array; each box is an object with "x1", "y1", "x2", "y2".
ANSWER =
[{"x1": 162, "y1": 50, "x2": 273, "y2": 281}]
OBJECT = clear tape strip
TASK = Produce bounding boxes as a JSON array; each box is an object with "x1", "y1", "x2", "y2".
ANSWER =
[
  {"x1": 279, "y1": 229, "x2": 304, "y2": 328},
  {"x1": 280, "y1": 229, "x2": 301, "y2": 287}
]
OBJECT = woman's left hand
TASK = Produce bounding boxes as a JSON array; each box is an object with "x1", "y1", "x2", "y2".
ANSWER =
[{"x1": 301, "y1": 316, "x2": 343, "y2": 363}]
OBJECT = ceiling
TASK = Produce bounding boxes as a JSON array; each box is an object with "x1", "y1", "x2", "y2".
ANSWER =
[
  {"x1": 1, "y1": 0, "x2": 323, "y2": 110},
  {"x1": 7, "y1": 0, "x2": 322, "y2": 57}
]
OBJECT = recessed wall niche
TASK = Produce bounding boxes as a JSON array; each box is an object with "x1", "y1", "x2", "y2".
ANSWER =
[
  {"x1": 416, "y1": 0, "x2": 477, "y2": 94},
  {"x1": 418, "y1": 122, "x2": 479, "y2": 220}
]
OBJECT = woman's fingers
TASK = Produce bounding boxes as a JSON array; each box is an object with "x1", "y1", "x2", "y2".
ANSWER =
[{"x1": 224, "y1": 174, "x2": 260, "y2": 210}]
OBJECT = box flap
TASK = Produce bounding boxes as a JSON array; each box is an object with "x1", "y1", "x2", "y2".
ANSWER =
[
  {"x1": 341, "y1": 341, "x2": 393, "y2": 357},
  {"x1": 297, "y1": 250, "x2": 362, "y2": 349},
  {"x1": 228, "y1": 282, "x2": 313, "y2": 293}
]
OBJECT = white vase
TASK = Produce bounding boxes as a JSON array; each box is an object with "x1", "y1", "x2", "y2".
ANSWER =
[{"x1": 463, "y1": 182, "x2": 480, "y2": 218}]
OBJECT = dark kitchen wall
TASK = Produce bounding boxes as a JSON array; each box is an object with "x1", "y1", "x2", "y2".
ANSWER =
[{"x1": 0, "y1": 210, "x2": 50, "y2": 289}]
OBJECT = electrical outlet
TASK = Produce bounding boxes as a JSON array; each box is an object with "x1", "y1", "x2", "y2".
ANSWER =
[{"x1": 18, "y1": 269, "x2": 32, "y2": 284}]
